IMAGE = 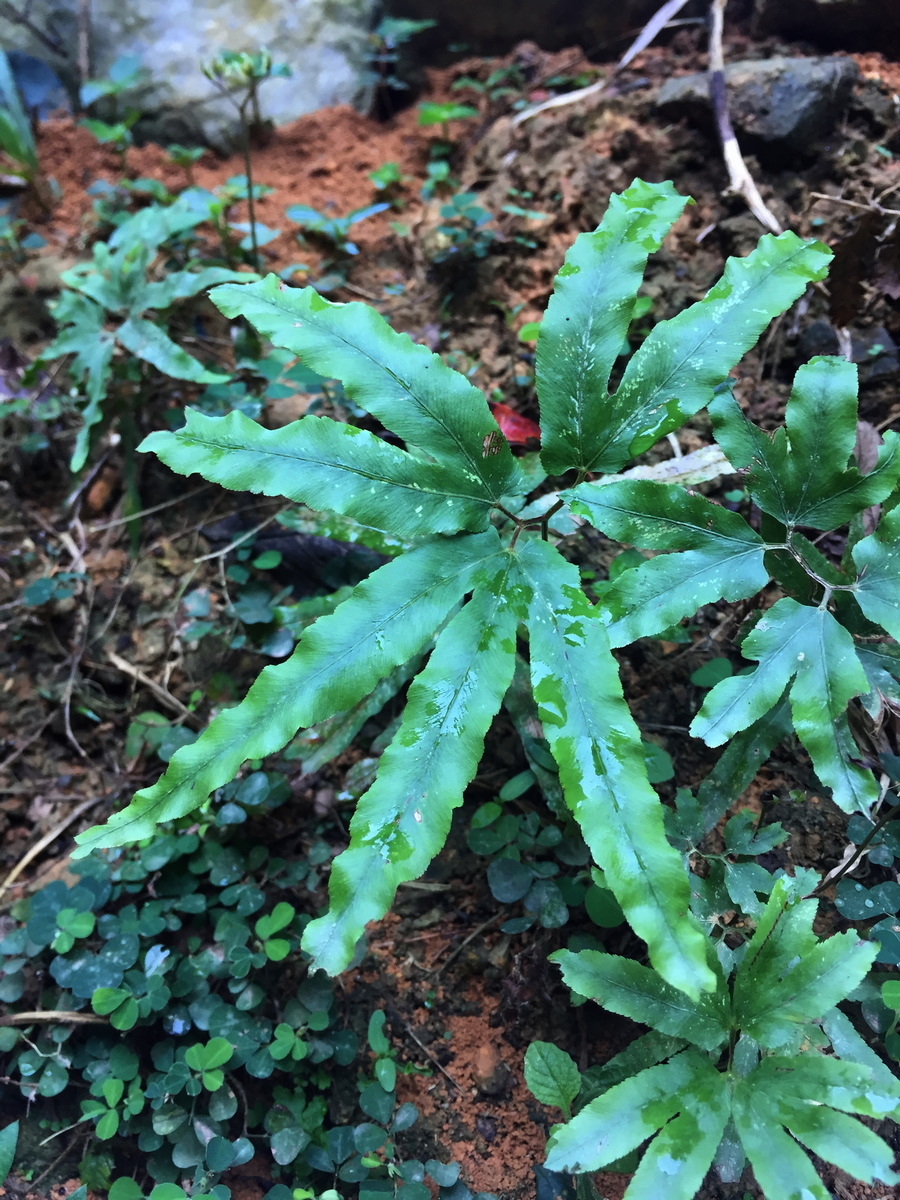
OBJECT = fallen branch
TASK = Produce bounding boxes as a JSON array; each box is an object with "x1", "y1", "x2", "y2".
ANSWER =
[
  {"x1": 708, "y1": 0, "x2": 782, "y2": 233},
  {"x1": 512, "y1": 0, "x2": 692, "y2": 127},
  {"x1": 0, "y1": 1010, "x2": 108, "y2": 1026}
]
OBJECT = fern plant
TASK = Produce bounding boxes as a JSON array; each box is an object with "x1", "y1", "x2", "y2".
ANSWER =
[
  {"x1": 42, "y1": 199, "x2": 247, "y2": 471},
  {"x1": 285, "y1": 202, "x2": 391, "y2": 258},
  {"x1": 527, "y1": 874, "x2": 900, "y2": 1198},
  {"x1": 73, "y1": 177, "x2": 895, "y2": 1002}
]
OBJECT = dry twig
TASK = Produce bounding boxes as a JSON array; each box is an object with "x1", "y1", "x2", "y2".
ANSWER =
[
  {"x1": 388, "y1": 1006, "x2": 464, "y2": 1090},
  {"x1": 0, "y1": 794, "x2": 107, "y2": 895},
  {"x1": 512, "y1": 0, "x2": 692, "y2": 127},
  {"x1": 708, "y1": 0, "x2": 782, "y2": 233},
  {"x1": 0, "y1": 1010, "x2": 108, "y2": 1026},
  {"x1": 427, "y1": 912, "x2": 504, "y2": 976},
  {"x1": 85, "y1": 484, "x2": 211, "y2": 532},
  {"x1": 102, "y1": 648, "x2": 203, "y2": 729}
]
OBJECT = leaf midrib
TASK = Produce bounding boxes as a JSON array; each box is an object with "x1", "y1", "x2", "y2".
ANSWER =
[
  {"x1": 588, "y1": 972, "x2": 727, "y2": 1047},
  {"x1": 177, "y1": 429, "x2": 494, "y2": 511},
  {"x1": 577, "y1": 498, "x2": 764, "y2": 548}
]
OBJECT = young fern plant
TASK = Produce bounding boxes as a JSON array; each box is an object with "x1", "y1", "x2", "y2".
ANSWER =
[
  {"x1": 529, "y1": 874, "x2": 900, "y2": 1199},
  {"x1": 73, "y1": 178, "x2": 835, "y2": 998},
  {"x1": 42, "y1": 198, "x2": 248, "y2": 471}
]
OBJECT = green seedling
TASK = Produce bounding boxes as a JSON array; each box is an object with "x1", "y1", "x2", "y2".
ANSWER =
[
  {"x1": 203, "y1": 49, "x2": 291, "y2": 268},
  {"x1": 166, "y1": 143, "x2": 205, "y2": 186},
  {"x1": 417, "y1": 101, "x2": 478, "y2": 144},
  {"x1": 40, "y1": 197, "x2": 247, "y2": 474},
  {"x1": 285, "y1": 202, "x2": 390, "y2": 258},
  {"x1": 80, "y1": 55, "x2": 150, "y2": 173}
]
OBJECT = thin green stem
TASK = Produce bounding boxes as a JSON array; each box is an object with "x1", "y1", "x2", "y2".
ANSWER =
[{"x1": 239, "y1": 92, "x2": 260, "y2": 271}]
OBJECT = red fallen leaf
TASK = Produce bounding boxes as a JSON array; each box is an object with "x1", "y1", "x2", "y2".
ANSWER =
[{"x1": 489, "y1": 402, "x2": 541, "y2": 445}]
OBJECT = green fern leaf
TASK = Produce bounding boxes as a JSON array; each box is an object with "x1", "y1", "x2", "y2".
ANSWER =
[
  {"x1": 566, "y1": 480, "x2": 768, "y2": 645},
  {"x1": 589, "y1": 232, "x2": 832, "y2": 471},
  {"x1": 734, "y1": 1056, "x2": 900, "y2": 1198},
  {"x1": 732, "y1": 877, "x2": 818, "y2": 1015},
  {"x1": 710, "y1": 356, "x2": 900, "y2": 529},
  {"x1": 739, "y1": 932, "x2": 876, "y2": 1049},
  {"x1": 302, "y1": 560, "x2": 518, "y2": 973},
  {"x1": 517, "y1": 537, "x2": 713, "y2": 998},
  {"x1": 72, "y1": 531, "x2": 502, "y2": 855},
  {"x1": 141, "y1": 266, "x2": 249, "y2": 308},
  {"x1": 544, "y1": 1051, "x2": 724, "y2": 1178},
  {"x1": 821, "y1": 1007, "x2": 900, "y2": 1093},
  {"x1": 140, "y1": 409, "x2": 494, "y2": 539},
  {"x1": 43, "y1": 295, "x2": 116, "y2": 473},
  {"x1": 753, "y1": 1053, "x2": 900, "y2": 1120},
  {"x1": 537, "y1": 178, "x2": 688, "y2": 475},
  {"x1": 622, "y1": 1063, "x2": 729, "y2": 1200},
  {"x1": 852, "y1": 505, "x2": 900, "y2": 640},
  {"x1": 691, "y1": 598, "x2": 875, "y2": 811},
  {"x1": 540, "y1": 871, "x2": 900, "y2": 1199},
  {"x1": 209, "y1": 276, "x2": 522, "y2": 499},
  {"x1": 756, "y1": 1075, "x2": 899, "y2": 1186},
  {"x1": 550, "y1": 949, "x2": 728, "y2": 1050},
  {"x1": 116, "y1": 316, "x2": 229, "y2": 383},
  {"x1": 732, "y1": 1078, "x2": 831, "y2": 1200}
]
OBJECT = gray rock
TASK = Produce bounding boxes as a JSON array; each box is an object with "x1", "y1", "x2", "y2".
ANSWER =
[
  {"x1": 0, "y1": 0, "x2": 376, "y2": 150},
  {"x1": 656, "y1": 56, "x2": 859, "y2": 151}
]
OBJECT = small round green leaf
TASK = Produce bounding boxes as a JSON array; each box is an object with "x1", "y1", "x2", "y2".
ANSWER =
[
  {"x1": 368, "y1": 1010, "x2": 390, "y2": 1055},
  {"x1": 426, "y1": 1160, "x2": 460, "y2": 1187},
  {"x1": 359, "y1": 1082, "x2": 394, "y2": 1125},
  {"x1": 390, "y1": 1102, "x2": 418, "y2": 1132},
  {"x1": 353, "y1": 1123, "x2": 387, "y2": 1155},
  {"x1": 487, "y1": 859, "x2": 534, "y2": 903},
  {"x1": 205, "y1": 1136, "x2": 236, "y2": 1172},
  {"x1": 584, "y1": 885, "x2": 625, "y2": 929},
  {"x1": 149, "y1": 1185, "x2": 189, "y2": 1200},
  {"x1": 96, "y1": 1109, "x2": 120, "y2": 1140},
  {"x1": 270, "y1": 1126, "x2": 310, "y2": 1166},
  {"x1": 375, "y1": 1056, "x2": 397, "y2": 1092},
  {"x1": 108, "y1": 1179, "x2": 143, "y2": 1200}
]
